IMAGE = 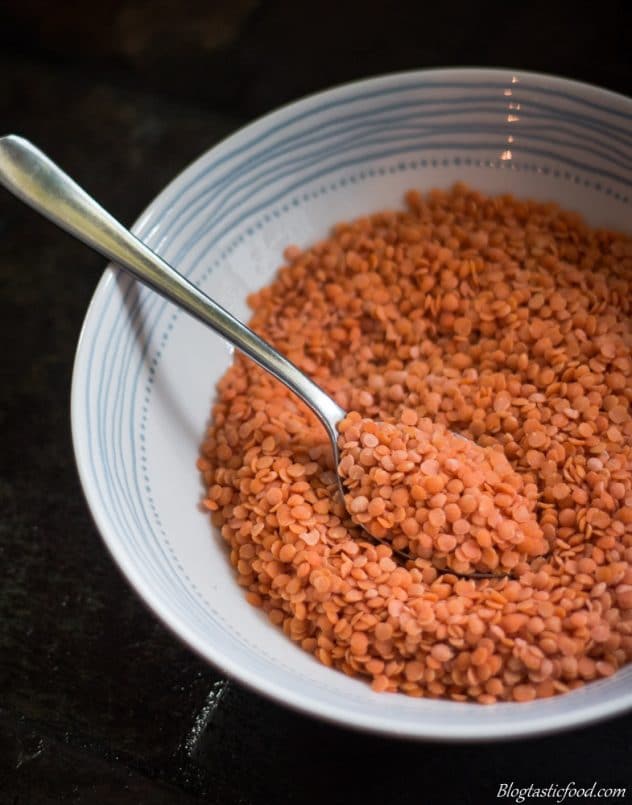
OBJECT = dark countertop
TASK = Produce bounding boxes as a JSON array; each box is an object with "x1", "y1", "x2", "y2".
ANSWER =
[{"x1": 1, "y1": 3, "x2": 632, "y2": 803}]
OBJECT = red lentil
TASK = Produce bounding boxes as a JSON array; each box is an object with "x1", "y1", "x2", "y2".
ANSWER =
[{"x1": 199, "y1": 185, "x2": 632, "y2": 704}]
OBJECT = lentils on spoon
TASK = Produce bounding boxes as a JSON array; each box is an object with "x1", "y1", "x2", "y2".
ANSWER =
[{"x1": 337, "y1": 410, "x2": 547, "y2": 575}]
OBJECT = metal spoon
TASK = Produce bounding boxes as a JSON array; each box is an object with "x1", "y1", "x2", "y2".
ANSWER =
[{"x1": 0, "y1": 136, "x2": 507, "y2": 577}]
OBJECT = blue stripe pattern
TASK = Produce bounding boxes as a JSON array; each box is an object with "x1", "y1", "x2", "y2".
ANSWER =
[{"x1": 73, "y1": 71, "x2": 632, "y2": 693}]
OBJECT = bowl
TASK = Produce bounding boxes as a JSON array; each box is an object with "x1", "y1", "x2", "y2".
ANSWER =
[{"x1": 71, "y1": 68, "x2": 632, "y2": 740}]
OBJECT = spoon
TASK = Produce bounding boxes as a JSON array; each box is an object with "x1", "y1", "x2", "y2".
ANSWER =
[{"x1": 0, "y1": 136, "x2": 518, "y2": 577}]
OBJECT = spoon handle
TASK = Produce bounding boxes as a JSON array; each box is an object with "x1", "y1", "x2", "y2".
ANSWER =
[{"x1": 0, "y1": 135, "x2": 345, "y2": 440}]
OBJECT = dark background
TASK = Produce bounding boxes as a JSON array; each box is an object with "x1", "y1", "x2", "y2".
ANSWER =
[{"x1": 1, "y1": 1, "x2": 631, "y2": 803}]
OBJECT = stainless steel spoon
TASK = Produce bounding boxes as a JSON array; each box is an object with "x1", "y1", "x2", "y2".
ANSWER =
[{"x1": 0, "y1": 136, "x2": 502, "y2": 577}]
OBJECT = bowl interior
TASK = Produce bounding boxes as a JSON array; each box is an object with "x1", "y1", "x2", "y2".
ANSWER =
[{"x1": 72, "y1": 68, "x2": 632, "y2": 740}]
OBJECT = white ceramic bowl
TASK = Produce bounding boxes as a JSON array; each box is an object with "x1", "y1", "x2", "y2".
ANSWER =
[{"x1": 72, "y1": 68, "x2": 632, "y2": 740}]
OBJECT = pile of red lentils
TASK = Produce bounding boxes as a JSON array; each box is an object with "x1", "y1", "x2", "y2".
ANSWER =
[
  {"x1": 199, "y1": 184, "x2": 632, "y2": 703},
  {"x1": 337, "y1": 413, "x2": 548, "y2": 575}
]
